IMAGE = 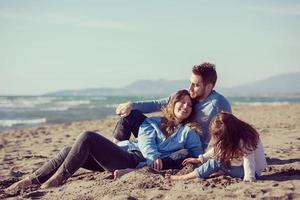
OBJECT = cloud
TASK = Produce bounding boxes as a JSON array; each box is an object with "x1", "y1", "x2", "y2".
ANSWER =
[
  {"x1": 0, "y1": 11, "x2": 127, "y2": 29},
  {"x1": 251, "y1": 3, "x2": 300, "y2": 16}
]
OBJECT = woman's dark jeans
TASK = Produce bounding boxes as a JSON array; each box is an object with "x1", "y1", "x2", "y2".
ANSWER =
[
  {"x1": 30, "y1": 131, "x2": 143, "y2": 184},
  {"x1": 30, "y1": 110, "x2": 190, "y2": 184},
  {"x1": 113, "y1": 110, "x2": 190, "y2": 170},
  {"x1": 113, "y1": 110, "x2": 147, "y2": 141}
]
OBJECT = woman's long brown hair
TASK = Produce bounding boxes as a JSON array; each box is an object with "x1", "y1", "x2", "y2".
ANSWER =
[
  {"x1": 208, "y1": 112, "x2": 259, "y2": 167},
  {"x1": 161, "y1": 89, "x2": 201, "y2": 137}
]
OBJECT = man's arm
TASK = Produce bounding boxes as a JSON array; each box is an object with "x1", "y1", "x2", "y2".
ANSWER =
[
  {"x1": 132, "y1": 97, "x2": 170, "y2": 113},
  {"x1": 116, "y1": 97, "x2": 170, "y2": 117}
]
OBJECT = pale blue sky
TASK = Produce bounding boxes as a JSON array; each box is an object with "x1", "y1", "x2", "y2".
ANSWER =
[{"x1": 1, "y1": 0, "x2": 299, "y2": 95}]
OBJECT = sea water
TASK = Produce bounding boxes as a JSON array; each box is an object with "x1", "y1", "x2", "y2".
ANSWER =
[{"x1": 0, "y1": 95, "x2": 299, "y2": 132}]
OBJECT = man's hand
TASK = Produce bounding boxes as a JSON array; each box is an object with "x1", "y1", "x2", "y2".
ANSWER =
[
  {"x1": 182, "y1": 158, "x2": 202, "y2": 166},
  {"x1": 151, "y1": 158, "x2": 163, "y2": 170},
  {"x1": 116, "y1": 102, "x2": 133, "y2": 117}
]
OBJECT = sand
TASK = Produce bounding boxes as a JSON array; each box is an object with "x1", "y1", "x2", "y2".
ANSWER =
[{"x1": 0, "y1": 105, "x2": 300, "y2": 200}]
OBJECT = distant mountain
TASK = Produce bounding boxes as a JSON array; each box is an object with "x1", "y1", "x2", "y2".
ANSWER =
[
  {"x1": 218, "y1": 72, "x2": 300, "y2": 96},
  {"x1": 46, "y1": 79, "x2": 187, "y2": 96},
  {"x1": 45, "y1": 72, "x2": 300, "y2": 96},
  {"x1": 125, "y1": 79, "x2": 186, "y2": 94}
]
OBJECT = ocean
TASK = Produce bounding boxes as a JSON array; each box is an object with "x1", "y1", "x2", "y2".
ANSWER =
[{"x1": 0, "y1": 95, "x2": 299, "y2": 132}]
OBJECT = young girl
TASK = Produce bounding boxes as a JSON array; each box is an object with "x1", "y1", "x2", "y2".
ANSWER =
[
  {"x1": 169, "y1": 112, "x2": 267, "y2": 182},
  {"x1": 5, "y1": 90, "x2": 203, "y2": 193}
]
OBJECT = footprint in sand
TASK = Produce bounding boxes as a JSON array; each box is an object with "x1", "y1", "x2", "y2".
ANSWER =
[
  {"x1": 43, "y1": 138, "x2": 52, "y2": 143},
  {"x1": 0, "y1": 137, "x2": 7, "y2": 148},
  {"x1": 10, "y1": 167, "x2": 27, "y2": 177},
  {"x1": 22, "y1": 190, "x2": 48, "y2": 199}
]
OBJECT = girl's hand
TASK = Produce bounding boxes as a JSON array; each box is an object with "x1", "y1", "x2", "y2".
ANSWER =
[
  {"x1": 182, "y1": 158, "x2": 201, "y2": 166},
  {"x1": 152, "y1": 158, "x2": 163, "y2": 170},
  {"x1": 165, "y1": 174, "x2": 182, "y2": 181},
  {"x1": 243, "y1": 177, "x2": 256, "y2": 182}
]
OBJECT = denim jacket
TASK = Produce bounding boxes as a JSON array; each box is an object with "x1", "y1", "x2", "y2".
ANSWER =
[
  {"x1": 131, "y1": 90, "x2": 231, "y2": 148},
  {"x1": 118, "y1": 117, "x2": 203, "y2": 167}
]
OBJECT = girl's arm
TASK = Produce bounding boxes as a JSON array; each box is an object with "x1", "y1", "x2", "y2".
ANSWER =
[
  {"x1": 182, "y1": 147, "x2": 214, "y2": 166},
  {"x1": 169, "y1": 171, "x2": 198, "y2": 181},
  {"x1": 243, "y1": 151, "x2": 256, "y2": 182},
  {"x1": 202, "y1": 147, "x2": 214, "y2": 161}
]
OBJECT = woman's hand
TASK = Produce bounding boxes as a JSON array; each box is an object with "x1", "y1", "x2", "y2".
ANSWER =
[
  {"x1": 151, "y1": 158, "x2": 163, "y2": 170},
  {"x1": 243, "y1": 177, "x2": 256, "y2": 182},
  {"x1": 182, "y1": 157, "x2": 202, "y2": 166}
]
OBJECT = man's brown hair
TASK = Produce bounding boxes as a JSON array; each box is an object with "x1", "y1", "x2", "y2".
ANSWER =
[{"x1": 192, "y1": 62, "x2": 217, "y2": 87}]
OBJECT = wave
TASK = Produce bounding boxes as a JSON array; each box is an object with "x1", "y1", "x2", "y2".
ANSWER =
[
  {"x1": 104, "y1": 104, "x2": 118, "y2": 108},
  {"x1": 0, "y1": 97, "x2": 56, "y2": 108},
  {"x1": 36, "y1": 100, "x2": 91, "y2": 111},
  {"x1": 0, "y1": 97, "x2": 91, "y2": 112},
  {"x1": 39, "y1": 100, "x2": 91, "y2": 111},
  {"x1": 55, "y1": 100, "x2": 91, "y2": 107},
  {"x1": 91, "y1": 97, "x2": 107, "y2": 100},
  {"x1": 40, "y1": 107, "x2": 70, "y2": 111},
  {"x1": 0, "y1": 118, "x2": 47, "y2": 127}
]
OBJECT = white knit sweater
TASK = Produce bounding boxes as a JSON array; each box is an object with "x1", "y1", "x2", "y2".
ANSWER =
[{"x1": 198, "y1": 139, "x2": 267, "y2": 180}]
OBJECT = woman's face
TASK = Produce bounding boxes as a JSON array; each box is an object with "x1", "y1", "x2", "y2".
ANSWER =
[{"x1": 174, "y1": 95, "x2": 192, "y2": 122}]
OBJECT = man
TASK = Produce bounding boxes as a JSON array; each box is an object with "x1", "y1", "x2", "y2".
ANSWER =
[{"x1": 113, "y1": 62, "x2": 231, "y2": 149}]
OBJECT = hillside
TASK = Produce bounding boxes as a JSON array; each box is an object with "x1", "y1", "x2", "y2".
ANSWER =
[{"x1": 46, "y1": 72, "x2": 300, "y2": 96}]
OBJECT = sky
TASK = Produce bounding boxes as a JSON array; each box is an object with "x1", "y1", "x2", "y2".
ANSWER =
[{"x1": 0, "y1": 0, "x2": 299, "y2": 95}]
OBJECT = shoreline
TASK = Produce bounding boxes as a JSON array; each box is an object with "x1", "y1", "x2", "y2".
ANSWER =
[
  {"x1": 0, "y1": 115, "x2": 120, "y2": 135},
  {"x1": 1, "y1": 103, "x2": 299, "y2": 134},
  {"x1": 0, "y1": 105, "x2": 300, "y2": 199}
]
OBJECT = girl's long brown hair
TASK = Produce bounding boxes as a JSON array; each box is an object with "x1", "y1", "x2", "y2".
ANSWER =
[
  {"x1": 161, "y1": 89, "x2": 201, "y2": 137},
  {"x1": 208, "y1": 112, "x2": 259, "y2": 167}
]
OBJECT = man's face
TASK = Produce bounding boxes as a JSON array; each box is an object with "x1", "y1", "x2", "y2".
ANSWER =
[{"x1": 188, "y1": 73, "x2": 205, "y2": 100}]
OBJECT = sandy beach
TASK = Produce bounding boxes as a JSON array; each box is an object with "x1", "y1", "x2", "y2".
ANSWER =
[{"x1": 0, "y1": 105, "x2": 299, "y2": 200}]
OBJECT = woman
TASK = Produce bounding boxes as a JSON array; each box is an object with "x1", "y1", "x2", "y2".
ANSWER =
[
  {"x1": 5, "y1": 90, "x2": 203, "y2": 193},
  {"x1": 168, "y1": 112, "x2": 267, "y2": 182}
]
